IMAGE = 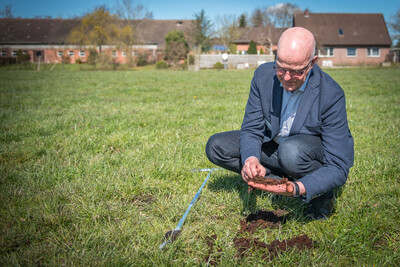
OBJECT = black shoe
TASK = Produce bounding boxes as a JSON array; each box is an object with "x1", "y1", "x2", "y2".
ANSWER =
[{"x1": 304, "y1": 191, "x2": 335, "y2": 220}]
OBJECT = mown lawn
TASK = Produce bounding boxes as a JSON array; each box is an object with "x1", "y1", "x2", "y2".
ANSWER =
[{"x1": 0, "y1": 67, "x2": 399, "y2": 265}]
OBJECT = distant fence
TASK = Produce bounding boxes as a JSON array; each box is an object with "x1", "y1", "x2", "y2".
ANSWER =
[{"x1": 192, "y1": 54, "x2": 275, "y2": 70}]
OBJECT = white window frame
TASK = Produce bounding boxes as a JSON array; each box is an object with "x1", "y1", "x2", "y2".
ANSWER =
[
  {"x1": 347, "y1": 47, "x2": 357, "y2": 57},
  {"x1": 68, "y1": 50, "x2": 75, "y2": 57},
  {"x1": 79, "y1": 51, "x2": 85, "y2": 57},
  {"x1": 12, "y1": 51, "x2": 17, "y2": 57},
  {"x1": 318, "y1": 47, "x2": 334, "y2": 57},
  {"x1": 57, "y1": 51, "x2": 63, "y2": 57},
  {"x1": 112, "y1": 51, "x2": 118, "y2": 57},
  {"x1": 1, "y1": 51, "x2": 7, "y2": 56},
  {"x1": 121, "y1": 51, "x2": 126, "y2": 57},
  {"x1": 367, "y1": 47, "x2": 380, "y2": 57}
]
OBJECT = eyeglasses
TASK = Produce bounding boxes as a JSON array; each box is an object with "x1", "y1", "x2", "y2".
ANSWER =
[{"x1": 274, "y1": 60, "x2": 313, "y2": 78}]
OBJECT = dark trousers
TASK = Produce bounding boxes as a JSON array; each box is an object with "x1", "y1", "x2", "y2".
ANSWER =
[{"x1": 205, "y1": 130, "x2": 324, "y2": 180}]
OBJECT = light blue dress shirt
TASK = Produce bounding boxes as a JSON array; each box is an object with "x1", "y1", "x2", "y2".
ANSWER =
[{"x1": 273, "y1": 70, "x2": 312, "y2": 144}]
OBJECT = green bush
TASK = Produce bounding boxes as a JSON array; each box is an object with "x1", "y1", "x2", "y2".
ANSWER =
[
  {"x1": 136, "y1": 53, "x2": 148, "y2": 66},
  {"x1": 213, "y1": 62, "x2": 224, "y2": 69},
  {"x1": 95, "y1": 53, "x2": 113, "y2": 70},
  {"x1": 87, "y1": 49, "x2": 98, "y2": 65},
  {"x1": 188, "y1": 54, "x2": 195, "y2": 65},
  {"x1": 247, "y1": 40, "x2": 257, "y2": 54},
  {"x1": 16, "y1": 51, "x2": 30, "y2": 64},
  {"x1": 155, "y1": 61, "x2": 168, "y2": 69}
]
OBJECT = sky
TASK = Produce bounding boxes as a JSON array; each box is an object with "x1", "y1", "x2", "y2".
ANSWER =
[{"x1": 1, "y1": 0, "x2": 399, "y2": 23}]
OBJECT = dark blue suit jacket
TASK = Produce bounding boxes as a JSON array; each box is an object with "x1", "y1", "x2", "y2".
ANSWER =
[{"x1": 240, "y1": 62, "x2": 354, "y2": 202}]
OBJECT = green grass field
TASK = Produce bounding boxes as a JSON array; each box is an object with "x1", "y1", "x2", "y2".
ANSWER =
[{"x1": 1, "y1": 67, "x2": 399, "y2": 265}]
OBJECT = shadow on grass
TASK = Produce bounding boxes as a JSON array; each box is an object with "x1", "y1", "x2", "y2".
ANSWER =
[{"x1": 207, "y1": 173, "x2": 309, "y2": 220}]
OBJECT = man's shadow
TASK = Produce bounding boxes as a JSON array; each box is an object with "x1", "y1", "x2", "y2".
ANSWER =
[
  {"x1": 207, "y1": 172, "x2": 344, "y2": 221},
  {"x1": 207, "y1": 172, "x2": 307, "y2": 218}
]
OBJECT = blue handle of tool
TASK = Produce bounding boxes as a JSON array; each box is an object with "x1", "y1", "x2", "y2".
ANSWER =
[{"x1": 174, "y1": 169, "x2": 213, "y2": 231}]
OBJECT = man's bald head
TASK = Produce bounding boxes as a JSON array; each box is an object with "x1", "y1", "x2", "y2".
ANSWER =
[{"x1": 277, "y1": 27, "x2": 316, "y2": 66}]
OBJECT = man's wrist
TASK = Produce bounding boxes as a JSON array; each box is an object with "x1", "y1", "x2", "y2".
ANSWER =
[{"x1": 293, "y1": 182, "x2": 300, "y2": 197}]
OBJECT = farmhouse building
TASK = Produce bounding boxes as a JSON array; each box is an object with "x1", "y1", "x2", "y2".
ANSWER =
[
  {"x1": 0, "y1": 11, "x2": 393, "y2": 67},
  {"x1": 0, "y1": 18, "x2": 191, "y2": 64},
  {"x1": 293, "y1": 12, "x2": 392, "y2": 66}
]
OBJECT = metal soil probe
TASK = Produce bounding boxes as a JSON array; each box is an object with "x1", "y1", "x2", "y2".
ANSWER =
[{"x1": 159, "y1": 168, "x2": 221, "y2": 250}]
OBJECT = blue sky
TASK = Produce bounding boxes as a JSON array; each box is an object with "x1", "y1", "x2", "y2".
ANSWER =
[{"x1": 1, "y1": 0, "x2": 399, "y2": 23}]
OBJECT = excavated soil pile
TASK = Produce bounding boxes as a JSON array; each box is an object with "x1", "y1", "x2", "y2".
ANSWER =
[
  {"x1": 239, "y1": 209, "x2": 288, "y2": 234},
  {"x1": 204, "y1": 209, "x2": 315, "y2": 264},
  {"x1": 233, "y1": 234, "x2": 314, "y2": 260}
]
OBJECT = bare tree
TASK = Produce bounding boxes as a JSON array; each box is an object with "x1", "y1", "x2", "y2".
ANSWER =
[
  {"x1": 266, "y1": 3, "x2": 302, "y2": 28},
  {"x1": 389, "y1": 8, "x2": 400, "y2": 47},
  {"x1": 250, "y1": 8, "x2": 269, "y2": 27},
  {"x1": 69, "y1": 6, "x2": 119, "y2": 53},
  {"x1": 114, "y1": 0, "x2": 153, "y2": 65},
  {"x1": 215, "y1": 14, "x2": 240, "y2": 52},
  {"x1": 0, "y1": 5, "x2": 13, "y2": 18}
]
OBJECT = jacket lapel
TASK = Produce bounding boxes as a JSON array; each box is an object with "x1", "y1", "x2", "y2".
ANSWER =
[
  {"x1": 270, "y1": 76, "x2": 282, "y2": 137},
  {"x1": 290, "y1": 70, "x2": 320, "y2": 135}
]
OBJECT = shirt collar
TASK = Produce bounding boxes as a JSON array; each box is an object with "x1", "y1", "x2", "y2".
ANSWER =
[{"x1": 298, "y1": 68, "x2": 312, "y2": 92}]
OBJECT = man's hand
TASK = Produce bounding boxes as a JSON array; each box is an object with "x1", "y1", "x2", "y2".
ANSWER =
[
  {"x1": 247, "y1": 180, "x2": 306, "y2": 197},
  {"x1": 241, "y1": 157, "x2": 266, "y2": 182}
]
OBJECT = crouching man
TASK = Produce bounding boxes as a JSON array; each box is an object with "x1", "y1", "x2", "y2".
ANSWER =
[{"x1": 206, "y1": 27, "x2": 354, "y2": 220}]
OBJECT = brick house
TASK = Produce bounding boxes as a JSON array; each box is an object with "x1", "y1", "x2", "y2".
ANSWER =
[
  {"x1": 293, "y1": 11, "x2": 392, "y2": 66},
  {"x1": 232, "y1": 27, "x2": 286, "y2": 55},
  {"x1": 0, "y1": 18, "x2": 191, "y2": 64}
]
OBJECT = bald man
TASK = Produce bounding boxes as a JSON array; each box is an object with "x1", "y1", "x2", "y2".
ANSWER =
[{"x1": 206, "y1": 27, "x2": 354, "y2": 220}]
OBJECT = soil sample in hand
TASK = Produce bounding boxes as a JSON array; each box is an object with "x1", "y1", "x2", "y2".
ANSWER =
[
  {"x1": 247, "y1": 176, "x2": 288, "y2": 193},
  {"x1": 248, "y1": 176, "x2": 288, "y2": 186}
]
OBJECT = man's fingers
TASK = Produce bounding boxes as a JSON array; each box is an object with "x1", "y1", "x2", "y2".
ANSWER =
[{"x1": 287, "y1": 182, "x2": 294, "y2": 193}]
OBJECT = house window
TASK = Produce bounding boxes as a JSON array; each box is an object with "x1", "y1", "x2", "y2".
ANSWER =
[
  {"x1": 121, "y1": 51, "x2": 126, "y2": 57},
  {"x1": 347, "y1": 48, "x2": 356, "y2": 57},
  {"x1": 79, "y1": 51, "x2": 85, "y2": 57},
  {"x1": 338, "y1": 29, "x2": 344, "y2": 35},
  {"x1": 367, "y1": 47, "x2": 380, "y2": 57},
  {"x1": 57, "y1": 51, "x2": 63, "y2": 57},
  {"x1": 12, "y1": 51, "x2": 17, "y2": 57},
  {"x1": 132, "y1": 51, "x2": 137, "y2": 56},
  {"x1": 319, "y1": 47, "x2": 334, "y2": 57},
  {"x1": 112, "y1": 51, "x2": 117, "y2": 57},
  {"x1": 1, "y1": 51, "x2": 6, "y2": 56},
  {"x1": 68, "y1": 51, "x2": 75, "y2": 57}
]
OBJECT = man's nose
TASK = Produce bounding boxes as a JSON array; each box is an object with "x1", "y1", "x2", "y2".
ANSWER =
[{"x1": 283, "y1": 71, "x2": 292, "y2": 80}]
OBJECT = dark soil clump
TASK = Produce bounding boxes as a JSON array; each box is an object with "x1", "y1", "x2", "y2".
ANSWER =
[
  {"x1": 239, "y1": 209, "x2": 289, "y2": 234},
  {"x1": 205, "y1": 209, "x2": 315, "y2": 263}
]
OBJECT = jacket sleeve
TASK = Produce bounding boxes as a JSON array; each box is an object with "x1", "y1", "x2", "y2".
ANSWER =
[
  {"x1": 298, "y1": 85, "x2": 354, "y2": 202},
  {"x1": 239, "y1": 72, "x2": 266, "y2": 166}
]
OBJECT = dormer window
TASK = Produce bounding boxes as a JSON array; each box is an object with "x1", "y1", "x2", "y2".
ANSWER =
[
  {"x1": 338, "y1": 29, "x2": 344, "y2": 35},
  {"x1": 177, "y1": 20, "x2": 183, "y2": 26}
]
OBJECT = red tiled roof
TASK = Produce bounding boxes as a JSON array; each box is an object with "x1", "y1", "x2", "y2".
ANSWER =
[
  {"x1": 293, "y1": 12, "x2": 392, "y2": 46},
  {"x1": 233, "y1": 27, "x2": 287, "y2": 44},
  {"x1": 0, "y1": 18, "x2": 192, "y2": 46}
]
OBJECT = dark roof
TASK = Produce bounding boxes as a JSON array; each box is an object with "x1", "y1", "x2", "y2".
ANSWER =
[
  {"x1": 0, "y1": 18, "x2": 192, "y2": 46},
  {"x1": 293, "y1": 12, "x2": 392, "y2": 46},
  {"x1": 233, "y1": 27, "x2": 287, "y2": 44},
  {"x1": 136, "y1": 19, "x2": 192, "y2": 46},
  {"x1": 0, "y1": 18, "x2": 80, "y2": 44}
]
